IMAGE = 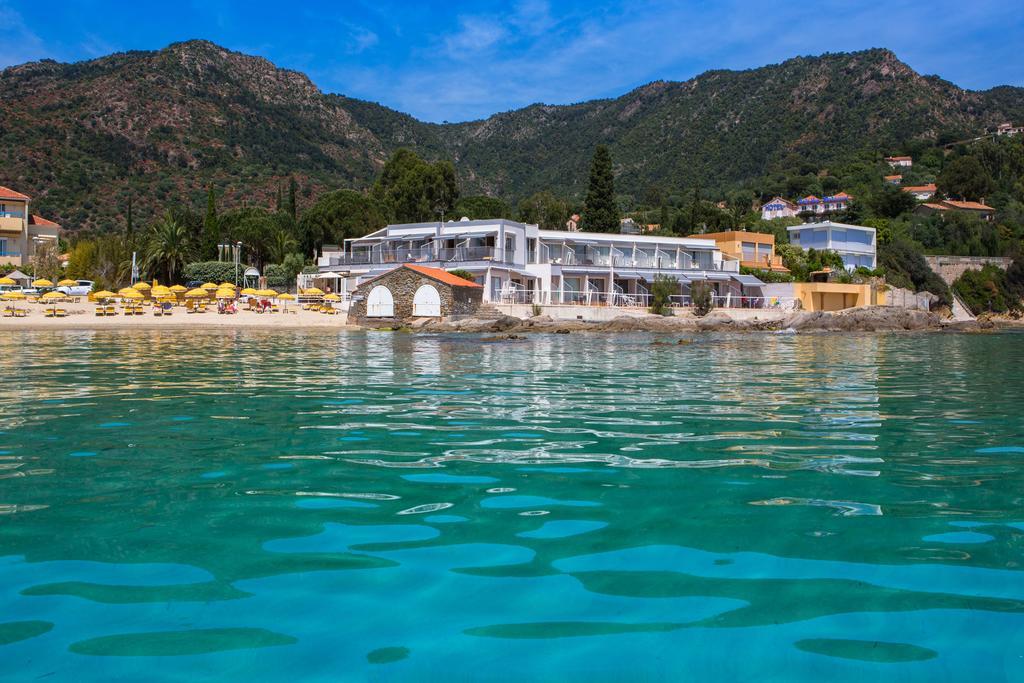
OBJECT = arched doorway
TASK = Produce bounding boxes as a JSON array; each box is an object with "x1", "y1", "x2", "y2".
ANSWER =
[
  {"x1": 367, "y1": 285, "x2": 394, "y2": 317},
  {"x1": 412, "y1": 284, "x2": 441, "y2": 317}
]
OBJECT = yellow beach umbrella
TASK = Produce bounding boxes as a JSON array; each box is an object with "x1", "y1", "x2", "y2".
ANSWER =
[
  {"x1": 41, "y1": 291, "x2": 64, "y2": 300},
  {"x1": 215, "y1": 288, "x2": 236, "y2": 299},
  {"x1": 151, "y1": 285, "x2": 171, "y2": 296},
  {"x1": 323, "y1": 293, "x2": 341, "y2": 302},
  {"x1": 93, "y1": 290, "x2": 116, "y2": 299},
  {"x1": 185, "y1": 288, "x2": 209, "y2": 298},
  {"x1": 2, "y1": 291, "x2": 26, "y2": 300},
  {"x1": 32, "y1": 278, "x2": 54, "y2": 288},
  {"x1": 169, "y1": 284, "x2": 188, "y2": 293},
  {"x1": 218, "y1": 282, "x2": 236, "y2": 289},
  {"x1": 278, "y1": 293, "x2": 295, "y2": 301},
  {"x1": 303, "y1": 287, "x2": 324, "y2": 296},
  {"x1": 132, "y1": 281, "x2": 151, "y2": 291},
  {"x1": 240, "y1": 288, "x2": 258, "y2": 296},
  {"x1": 256, "y1": 289, "x2": 278, "y2": 298},
  {"x1": 58, "y1": 279, "x2": 77, "y2": 287},
  {"x1": 119, "y1": 289, "x2": 143, "y2": 300},
  {"x1": 0, "y1": 277, "x2": 15, "y2": 286},
  {"x1": 200, "y1": 282, "x2": 219, "y2": 291}
]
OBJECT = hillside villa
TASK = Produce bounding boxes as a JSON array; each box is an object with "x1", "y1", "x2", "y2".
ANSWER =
[
  {"x1": 760, "y1": 197, "x2": 799, "y2": 220},
  {"x1": 0, "y1": 186, "x2": 61, "y2": 267},
  {"x1": 901, "y1": 183, "x2": 937, "y2": 200},
  {"x1": 915, "y1": 199, "x2": 995, "y2": 221},
  {"x1": 996, "y1": 122, "x2": 1023, "y2": 137},
  {"x1": 797, "y1": 192, "x2": 853, "y2": 215},
  {"x1": 787, "y1": 221, "x2": 877, "y2": 270},
  {"x1": 314, "y1": 218, "x2": 767, "y2": 308},
  {"x1": 885, "y1": 155, "x2": 913, "y2": 168},
  {"x1": 884, "y1": 174, "x2": 902, "y2": 185},
  {"x1": 688, "y1": 230, "x2": 789, "y2": 273}
]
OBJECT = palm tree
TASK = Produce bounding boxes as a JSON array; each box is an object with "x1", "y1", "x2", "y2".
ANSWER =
[
  {"x1": 267, "y1": 228, "x2": 299, "y2": 265},
  {"x1": 143, "y1": 211, "x2": 193, "y2": 284}
]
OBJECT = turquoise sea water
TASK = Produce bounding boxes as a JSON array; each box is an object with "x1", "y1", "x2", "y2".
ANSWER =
[{"x1": 1, "y1": 329, "x2": 1023, "y2": 681}]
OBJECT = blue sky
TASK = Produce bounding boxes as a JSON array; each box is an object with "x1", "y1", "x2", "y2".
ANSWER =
[{"x1": 1, "y1": 0, "x2": 1022, "y2": 122}]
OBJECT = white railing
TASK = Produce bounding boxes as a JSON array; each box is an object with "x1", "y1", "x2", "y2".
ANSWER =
[{"x1": 495, "y1": 289, "x2": 798, "y2": 310}]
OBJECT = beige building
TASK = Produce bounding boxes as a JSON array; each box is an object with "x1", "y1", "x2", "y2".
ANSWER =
[
  {"x1": 690, "y1": 230, "x2": 789, "y2": 273},
  {"x1": 0, "y1": 186, "x2": 61, "y2": 267}
]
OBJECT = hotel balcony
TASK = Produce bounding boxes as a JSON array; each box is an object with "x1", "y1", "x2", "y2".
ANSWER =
[{"x1": 325, "y1": 246, "x2": 512, "y2": 267}]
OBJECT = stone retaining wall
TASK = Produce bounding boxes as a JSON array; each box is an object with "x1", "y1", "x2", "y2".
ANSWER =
[{"x1": 924, "y1": 255, "x2": 1013, "y2": 285}]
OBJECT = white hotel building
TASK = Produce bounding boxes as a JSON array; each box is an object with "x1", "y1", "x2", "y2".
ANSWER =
[{"x1": 315, "y1": 218, "x2": 766, "y2": 307}]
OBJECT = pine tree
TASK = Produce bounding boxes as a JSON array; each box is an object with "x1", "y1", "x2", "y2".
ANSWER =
[
  {"x1": 125, "y1": 194, "x2": 133, "y2": 239},
  {"x1": 580, "y1": 145, "x2": 617, "y2": 232},
  {"x1": 203, "y1": 187, "x2": 219, "y2": 260},
  {"x1": 287, "y1": 177, "x2": 298, "y2": 220}
]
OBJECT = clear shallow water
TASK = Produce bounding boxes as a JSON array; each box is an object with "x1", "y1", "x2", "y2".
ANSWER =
[{"x1": 1, "y1": 329, "x2": 1023, "y2": 681}]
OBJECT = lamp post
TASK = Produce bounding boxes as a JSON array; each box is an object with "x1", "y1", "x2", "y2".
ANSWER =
[{"x1": 217, "y1": 241, "x2": 244, "y2": 286}]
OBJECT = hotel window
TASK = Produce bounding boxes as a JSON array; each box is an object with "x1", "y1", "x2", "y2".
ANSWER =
[
  {"x1": 0, "y1": 239, "x2": 6, "y2": 256},
  {"x1": 741, "y1": 242, "x2": 757, "y2": 261}
]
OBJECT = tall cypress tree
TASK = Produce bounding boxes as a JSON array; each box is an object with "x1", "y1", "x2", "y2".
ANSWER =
[
  {"x1": 580, "y1": 145, "x2": 617, "y2": 232},
  {"x1": 287, "y1": 176, "x2": 298, "y2": 220},
  {"x1": 125, "y1": 193, "x2": 133, "y2": 239},
  {"x1": 203, "y1": 187, "x2": 219, "y2": 260}
]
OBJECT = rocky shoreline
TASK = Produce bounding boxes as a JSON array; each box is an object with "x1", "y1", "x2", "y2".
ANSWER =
[{"x1": 406, "y1": 306, "x2": 997, "y2": 335}]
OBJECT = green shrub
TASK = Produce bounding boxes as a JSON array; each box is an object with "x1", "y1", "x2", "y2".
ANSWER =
[
  {"x1": 650, "y1": 274, "x2": 678, "y2": 315},
  {"x1": 953, "y1": 265, "x2": 1017, "y2": 314},
  {"x1": 448, "y1": 269, "x2": 475, "y2": 281},
  {"x1": 691, "y1": 281, "x2": 714, "y2": 317},
  {"x1": 740, "y1": 266, "x2": 793, "y2": 283},
  {"x1": 264, "y1": 264, "x2": 287, "y2": 289},
  {"x1": 181, "y1": 261, "x2": 253, "y2": 285}
]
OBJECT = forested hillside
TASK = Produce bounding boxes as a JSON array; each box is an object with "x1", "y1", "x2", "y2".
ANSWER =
[{"x1": 1, "y1": 40, "x2": 1022, "y2": 233}]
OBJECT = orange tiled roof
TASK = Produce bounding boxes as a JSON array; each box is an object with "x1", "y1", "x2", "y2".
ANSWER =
[
  {"x1": 28, "y1": 214, "x2": 60, "y2": 227},
  {"x1": 901, "y1": 184, "x2": 936, "y2": 193},
  {"x1": 943, "y1": 199, "x2": 994, "y2": 211},
  {"x1": 886, "y1": 156, "x2": 912, "y2": 161},
  {"x1": 0, "y1": 186, "x2": 30, "y2": 201},
  {"x1": 884, "y1": 175, "x2": 902, "y2": 181},
  {"x1": 403, "y1": 264, "x2": 483, "y2": 288},
  {"x1": 920, "y1": 203, "x2": 947, "y2": 210}
]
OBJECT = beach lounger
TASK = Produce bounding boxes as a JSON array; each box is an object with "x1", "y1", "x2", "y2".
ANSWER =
[
  {"x1": 56, "y1": 308, "x2": 67, "y2": 318},
  {"x1": 3, "y1": 307, "x2": 13, "y2": 318},
  {"x1": 15, "y1": 308, "x2": 27, "y2": 317},
  {"x1": 105, "y1": 306, "x2": 117, "y2": 316}
]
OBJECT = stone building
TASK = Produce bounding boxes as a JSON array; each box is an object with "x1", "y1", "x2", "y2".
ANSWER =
[{"x1": 347, "y1": 264, "x2": 483, "y2": 327}]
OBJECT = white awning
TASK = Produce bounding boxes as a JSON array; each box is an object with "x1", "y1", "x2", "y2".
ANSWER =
[
  {"x1": 441, "y1": 230, "x2": 498, "y2": 239},
  {"x1": 732, "y1": 274, "x2": 765, "y2": 287},
  {"x1": 317, "y1": 271, "x2": 345, "y2": 279}
]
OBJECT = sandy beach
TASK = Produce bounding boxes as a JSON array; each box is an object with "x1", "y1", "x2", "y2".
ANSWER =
[{"x1": 0, "y1": 305, "x2": 357, "y2": 330}]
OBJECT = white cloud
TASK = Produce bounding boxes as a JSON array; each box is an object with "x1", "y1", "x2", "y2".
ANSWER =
[
  {"x1": 307, "y1": 0, "x2": 1024, "y2": 121},
  {"x1": 0, "y1": 2, "x2": 51, "y2": 67}
]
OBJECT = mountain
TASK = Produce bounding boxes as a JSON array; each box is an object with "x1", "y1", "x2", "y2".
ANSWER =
[{"x1": 1, "y1": 40, "x2": 1022, "y2": 232}]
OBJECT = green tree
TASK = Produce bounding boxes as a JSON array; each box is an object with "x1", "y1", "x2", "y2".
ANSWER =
[
  {"x1": 454, "y1": 195, "x2": 511, "y2": 219},
  {"x1": 517, "y1": 191, "x2": 570, "y2": 229},
  {"x1": 372, "y1": 149, "x2": 459, "y2": 223},
  {"x1": 287, "y1": 176, "x2": 298, "y2": 220},
  {"x1": 691, "y1": 281, "x2": 714, "y2": 316},
  {"x1": 298, "y1": 189, "x2": 389, "y2": 256},
  {"x1": 200, "y1": 187, "x2": 220, "y2": 261},
  {"x1": 649, "y1": 274, "x2": 678, "y2": 315},
  {"x1": 142, "y1": 211, "x2": 194, "y2": 284},
  {"x1": 869, "y1": 185, "x2": 918, "y2": 218},
  {"x1": 125, "y1": 193, "x2": 134, "y2": 240},
  {"x1": 938, "y1": 156, "x2": 995, "y2": 201},
  {"x1": 580, "y1": 145, "x2": 617, "y2": 232}
]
